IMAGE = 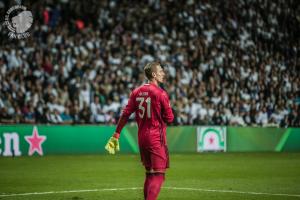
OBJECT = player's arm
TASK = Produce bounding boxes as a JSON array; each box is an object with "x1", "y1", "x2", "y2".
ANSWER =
[
  {"x1": 105, "y1": 91, "x2": 136, "y2": 154},
  {"x1": 115, "y1": 91, "x2": 136, "y2": 135},
  {"x1": 161, "y1": 91, "x2": 174, "y2": 123}
]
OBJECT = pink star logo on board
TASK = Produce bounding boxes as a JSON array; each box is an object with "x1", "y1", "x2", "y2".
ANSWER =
[
  {"x1": 25, "y1": 126, "x2": 47, "y2": 156},
  {"x1": 209, "y1": 136, "x2": 215, "y2": 145}
]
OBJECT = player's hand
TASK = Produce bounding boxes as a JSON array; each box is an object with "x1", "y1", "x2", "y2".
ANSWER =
[{"x1": 105, "y1": 132, "x2": 120, "y2": 154}]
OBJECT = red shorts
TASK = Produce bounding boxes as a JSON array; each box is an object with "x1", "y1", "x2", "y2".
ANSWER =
[{"x1": 139, "y1": 145, "x2": 169, "y2": 171}]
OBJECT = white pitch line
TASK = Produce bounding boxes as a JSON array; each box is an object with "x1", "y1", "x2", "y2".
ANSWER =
[
  {"x1": 0, "y1": 188, "x2": 142, "y2": 198},
  {"x1": 0, "y1": 187, "x2": 300, "y2": 198},
  {"x1": 163, "y1": 187, "x2": 300, "y2": 198}
]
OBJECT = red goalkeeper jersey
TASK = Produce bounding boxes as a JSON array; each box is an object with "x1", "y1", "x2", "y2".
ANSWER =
[{"x1": 116, "y1": 83, "x2": 174, "y2": 147}]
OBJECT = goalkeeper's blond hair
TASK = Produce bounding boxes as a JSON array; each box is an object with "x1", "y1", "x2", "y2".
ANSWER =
[{"x1": 144, "y1": 61, "x2": 161, "y2": 80}]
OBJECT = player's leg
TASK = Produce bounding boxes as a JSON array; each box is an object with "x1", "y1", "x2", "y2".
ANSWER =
[
  {"x1": 145, "y1": 170, "x2": 165, "y2": 200},
  {"x1": 145, "y1": 145, "x2": 168, "y2": 200},
  {"x1": 140, "y1": 148, "x2": 152, "y2": 200},
  {"x1": 144, "y1": 168, "x2": 153, "y2": 199}
]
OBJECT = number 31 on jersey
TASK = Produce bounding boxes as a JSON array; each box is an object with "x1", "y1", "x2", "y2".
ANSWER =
[{"x1": 136, "y1": 97, "x2": 151, "y2": 118}]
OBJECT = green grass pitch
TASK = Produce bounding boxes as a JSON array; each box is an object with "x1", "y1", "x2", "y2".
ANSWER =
[{"x1": 0, "y1": 153, "x2": 300, "y2": 200}]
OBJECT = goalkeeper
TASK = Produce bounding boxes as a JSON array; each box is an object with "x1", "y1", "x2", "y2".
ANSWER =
[{"x1": 105, "y1": 61, "x2": 174, "y2": 200}]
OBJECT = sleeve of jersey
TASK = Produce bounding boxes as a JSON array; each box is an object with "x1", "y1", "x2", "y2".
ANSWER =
[
  {"x1": 161, "y1": 92, "x2": 174, "y2": 123},
  {"x1": 115, "y1": 92, "x2": 136, "y2": 133}
]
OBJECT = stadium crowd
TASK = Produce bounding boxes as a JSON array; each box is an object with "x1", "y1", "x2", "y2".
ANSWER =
[{"x1": 0, "y1": 0, "x2": 299, "y2": 127}]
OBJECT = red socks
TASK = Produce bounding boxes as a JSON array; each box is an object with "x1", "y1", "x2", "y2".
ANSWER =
[
  {"x1": 144, "y1": 173, "x2": 165, "y2": 200},
  {"x1": 144, "y1": 173, "x2": 152, "y2": 199}
]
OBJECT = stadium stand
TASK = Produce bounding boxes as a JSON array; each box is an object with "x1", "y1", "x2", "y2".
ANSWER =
[{"x1": 0, "y1": 0, "x2": 299, "y2": 127}]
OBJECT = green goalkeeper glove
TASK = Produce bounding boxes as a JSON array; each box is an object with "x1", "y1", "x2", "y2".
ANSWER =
[{"x1": 105, "y1": 133, "x2": 120, "y2": 154}]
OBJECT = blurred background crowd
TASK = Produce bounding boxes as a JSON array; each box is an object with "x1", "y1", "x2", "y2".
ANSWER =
[{"x1": 0, "y1": 0, "x2": 299, "y2": 127}]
